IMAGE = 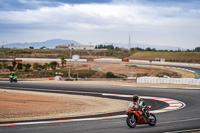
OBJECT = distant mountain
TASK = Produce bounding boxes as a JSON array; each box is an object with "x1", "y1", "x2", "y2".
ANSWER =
[
  {"x1": 1, "y1": 39, "x2": 183, "y2": 50},
  {"x1": 1, "y1": 39, "x2": 82, "y2": 49},
  {"x1": 102, "y1": 42, "x2": 183, "y2": 51}
]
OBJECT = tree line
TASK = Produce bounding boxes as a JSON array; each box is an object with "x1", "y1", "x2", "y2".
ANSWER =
[{"x1": 0, "y1": 58, "x2": 67, "y2": 72}]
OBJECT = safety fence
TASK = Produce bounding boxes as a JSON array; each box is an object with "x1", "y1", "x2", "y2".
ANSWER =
[
  {"x1": 94, "y1": 58, "x2": 200, "y2": 67},
  {"x1": 2, "y1": 58, "x2": 200, "y2": 67},
  {"x1": 137, "y1": 77, "x2": 200, "y2": 86}
]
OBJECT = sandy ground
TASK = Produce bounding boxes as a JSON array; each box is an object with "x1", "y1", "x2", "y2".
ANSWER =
[
  {"x1": 0, "y1": 89, "x2": 130, "y2": 122},
  {"x1": 75, "y1": 62, "x2": 195, "y2": 78}
]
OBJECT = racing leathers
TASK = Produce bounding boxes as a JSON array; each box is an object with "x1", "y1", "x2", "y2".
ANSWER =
[{"x1": 133, "y1": 98, "x2": 150, "y2": 122}]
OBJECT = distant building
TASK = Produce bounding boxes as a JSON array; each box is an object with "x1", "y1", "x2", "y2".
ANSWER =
[
  {"x1": 55, "y1": 45, "x2": 69, "y2": 50},
  {"x1": 55, "y1": 44, "x2": 94, "y2": 50}
]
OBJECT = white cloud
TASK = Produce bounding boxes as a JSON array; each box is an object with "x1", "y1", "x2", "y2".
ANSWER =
[{"x1": 0, "y1": 1, "x2": 200, "y2": 48}]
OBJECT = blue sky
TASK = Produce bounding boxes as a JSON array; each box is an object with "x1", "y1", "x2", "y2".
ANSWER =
[{"x1": 0, "y1": 0, "x2": 200, "y2": 49}]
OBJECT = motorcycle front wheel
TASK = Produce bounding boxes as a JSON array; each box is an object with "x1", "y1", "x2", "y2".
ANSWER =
[
  {"x1": 148, "y1": 113, "x2": 157, "y2": 126},
  {"x1": 126, "y1": 114, "x2": 137, "y2": 128}
]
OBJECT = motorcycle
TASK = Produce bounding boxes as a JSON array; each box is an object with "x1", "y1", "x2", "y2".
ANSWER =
[
  {"x1": 9, "y1": 75, "x2": 17, "y2": 83},
  {"x1": 126, "y1": 103, "x2": 157, "y2": 128}
]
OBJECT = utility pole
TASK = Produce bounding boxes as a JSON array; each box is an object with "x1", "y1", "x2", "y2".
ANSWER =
[
  {"x1": 129, "y1": 34, "x2": 131, "y2": 50},
  {"x1": 2, "y1": 41, "x2": 4, "y2": 48},
  {"x1": 68, "y1": 44, "x2": 72, "y2": 79},
  {"x1": 89, "y1": 42, "x2": 92, "y2": 55}
]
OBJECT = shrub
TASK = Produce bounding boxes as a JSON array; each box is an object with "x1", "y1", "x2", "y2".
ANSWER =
[
  {"x1": 7, "y1": 66, "x2": 13, "y2": 71},
  {"x1": 12, "y1": 61, "x2": 17, "y2": 69},
  {"x1": 50, "y1": 61, "x2": 59, "y2": 70},
  {"x1": 106, "y1": 72, "x2": 115, "y2": 78},
  {"x1": 33, "y1": 63, "x2": 39, "y2": 70},
  {"x1": 17, "y1": 63, "x2": 23, "y2": 70},
  {"x1": 23, "y1": 63, "x2": 31, "y2": 71}
]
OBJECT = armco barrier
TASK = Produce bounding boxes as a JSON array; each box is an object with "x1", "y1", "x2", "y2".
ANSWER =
[{"x1": 137, "y1": 77, "x2": 200, "y2": 86}]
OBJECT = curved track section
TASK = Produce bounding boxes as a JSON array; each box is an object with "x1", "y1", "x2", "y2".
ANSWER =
[
  {"x1": 0, "y1": 93, "x2": 185, "y2": 127},
  {"x1": 102, "y1": 93, "x2": 185, "y2": 113},
  {"x1": 0, "y1": 81, "x2": 200, "y2": 133}
]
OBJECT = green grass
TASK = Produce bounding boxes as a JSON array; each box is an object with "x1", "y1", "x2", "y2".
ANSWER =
[{"x1": 129, "y1": 51, "x2": 200, "y2": 63}]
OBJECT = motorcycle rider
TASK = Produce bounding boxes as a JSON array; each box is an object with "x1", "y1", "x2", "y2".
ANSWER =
[
  {"x1": 10, "y1": 72, "x2": 15, "y2": 76},
  {"x1": 132, "y1": 94, "x2": 150, "y2": 122}
]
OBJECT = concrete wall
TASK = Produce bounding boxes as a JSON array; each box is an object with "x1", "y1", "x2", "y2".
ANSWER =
[{"x1": 137, "y1": 77, "x2": 200, "y2": 86}]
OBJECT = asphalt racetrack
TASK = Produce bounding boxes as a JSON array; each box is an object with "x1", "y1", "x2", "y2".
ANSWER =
[{"x1": 0, "y1": 81, "x2": 200, "y2": 133}]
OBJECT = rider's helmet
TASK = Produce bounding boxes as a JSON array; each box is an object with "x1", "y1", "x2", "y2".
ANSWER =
[
  {"x1": 132, "y1": 94, "x2": 139, "y2": 102},
  {"x1": 11, "y1": 72, "x2": 15, "y2": 76}
]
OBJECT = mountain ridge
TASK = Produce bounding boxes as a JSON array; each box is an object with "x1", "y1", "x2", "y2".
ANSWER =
[
  {"x1": 1, "y1": 39, "x2": 183, "y2": 50},
  {"x1": 1, "y1": 39, "x2": 82, "y2": 49}
]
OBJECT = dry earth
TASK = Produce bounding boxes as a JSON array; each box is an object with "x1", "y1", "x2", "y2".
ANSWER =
[
  {"x1": 0, "y1": 89, "x2": 130, "y2": 122},
  {"x1": 74, "y1": 62, "x2": 195, "y2": 78},
  {"x1": 1, "y1": 61, "x2": 196, "y2": 79}
]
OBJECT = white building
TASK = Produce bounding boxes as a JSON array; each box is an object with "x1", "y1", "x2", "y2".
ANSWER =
[{"x1": 55, "y1": 44, "x2": 95, "y2": 50}]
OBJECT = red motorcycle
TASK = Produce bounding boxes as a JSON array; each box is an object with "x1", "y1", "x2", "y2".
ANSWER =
[{"x1": 126, "y1": 103, "x2": 157, "y2": 128}]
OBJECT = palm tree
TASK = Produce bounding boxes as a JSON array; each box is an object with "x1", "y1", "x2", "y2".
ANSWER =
[
  {"x1": 12, "y1": 61, "x2": 17, "y2": 70},
  {"x1": 44, "y1": 63, "x2": 50, "y2": 70},
  {"x1": 61, "y1": 57, "x2": 66, "y2": 68},
  {"x1": 50, "y1": 61, "x2": 59, "y2": 70}
]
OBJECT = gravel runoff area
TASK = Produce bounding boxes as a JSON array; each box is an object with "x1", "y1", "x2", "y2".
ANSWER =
[{"x1": 0, "y1": 88, "x2": 130, "y2": 122}]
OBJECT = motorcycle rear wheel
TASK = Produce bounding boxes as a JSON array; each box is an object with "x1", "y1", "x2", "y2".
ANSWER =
[{"x1": 126, "y1": 114, "x2": 137, "y2": 128}]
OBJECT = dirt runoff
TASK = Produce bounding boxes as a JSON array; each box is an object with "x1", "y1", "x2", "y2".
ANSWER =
[{"x1": 0, "y1": 89, "x2": 130, "y2": 122}]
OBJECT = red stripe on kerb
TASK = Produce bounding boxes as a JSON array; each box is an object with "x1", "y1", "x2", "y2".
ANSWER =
[
  {"x1": 163, "y1": 100, "x2": 174, "y2": 102},
  {"x1": 110, "y1": 94, "x2": 119, "y2": 97},
  {"x1": 169, "y1": 105, "x2": 182, "y2": 107},
  {"x1": 98, "y1": 116, "x2": 120, "y2": 119},
  {"x1": 0, "y1": 123, "x2": 17, "y2": 126}
]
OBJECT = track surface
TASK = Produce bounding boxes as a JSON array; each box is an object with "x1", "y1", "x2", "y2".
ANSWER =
[{"x1": 0, "y1": 82, "x2": 200, "y2": 133}]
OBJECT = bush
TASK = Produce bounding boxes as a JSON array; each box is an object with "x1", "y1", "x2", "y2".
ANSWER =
[
  {"x1": 50, "y1": 61, "x2": 59, "y2": 70},
  {"x1": 7, "y1": 66, "x2": 13, "y2": 71},
  {"x1": 23, "y1": 63, "x2": 31, "y2": 71},
  {"x1": 106, "y1": 72, "x2": 115, "y2": 78},
  {"x1": 17, "y1": 63, "x2": 23, "y2": 70},
  {"x1": 73, "y1": 70, "x2": 95, "y2": 78},
  {"x1": 33, "y1": 63, "x2": 39, "y2": 70}
]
